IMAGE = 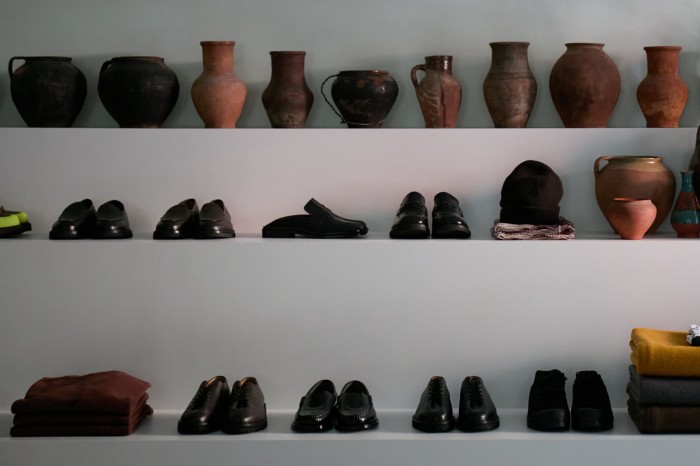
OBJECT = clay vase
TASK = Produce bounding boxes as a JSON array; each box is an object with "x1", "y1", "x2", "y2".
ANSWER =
[
  {"x1": 483, "y1": 42, "x2": 537, "y2": 128},
  {"x1": 410, "y1": 55, "x2": 462, "y2": 128},
  {"x1": 688, "y1": 126, "x2": 700, "y2": 197},
  {"x1": 549, "y1": 43, "x2": 621, "y2": 128},
  {"x1": 261, "y1": 51, "x2": 313, "y2": 128},
  {"x1": 321, "y1": 70, "x2": 399, "y2": 128},
  {"x1": 594, "y1": 156, "x2": 676, "y2": 234},
  {"x1": 636, "y1": 46, "x2": 688, "y2": 128},
  {"x1": 8, "y1": 56, "x2": 86, "y2": 127},
  {"x1": 191, "y1": 41, "x2": 247, "y2": 128},
  {"x1": 607, "y1": 198, "x2": 657, "y2": 240},
  {"x1": 98, "y1": 56, "x2": 179, "y2": 128},
  {"x1": 671, "y1": 170, "x2": 700, "y2": 238}
]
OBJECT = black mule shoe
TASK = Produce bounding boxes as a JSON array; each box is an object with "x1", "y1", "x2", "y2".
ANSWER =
[{"x1": 262, "y1": 199, "x2": 368, "y2": 238}]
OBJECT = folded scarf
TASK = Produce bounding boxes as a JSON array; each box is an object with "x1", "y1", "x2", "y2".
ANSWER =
[
  {"x1": 11, "y1": 370, "x2": 151, "y2": 415},
  {"x1": 491, "y1": 217, "x2": 575, "y2": 240},
  {"x1": 630, "y1": 328, "x2": 700, "y2": 377},
  {"x1": 13, "y1": 395, "x2": 149, "y2": 427},
  {"x1": 628, "y1": 398, "x2": 700, "y2": 433},
  {"x1": 627, "y1": 365, "x2": 700, "y2": 406}
]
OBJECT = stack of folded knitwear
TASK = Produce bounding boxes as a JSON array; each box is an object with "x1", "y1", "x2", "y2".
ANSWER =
[
  {"x1": 628, "y1": 328, "x2": 700, "y2": 433},
  {"x1": 10, "y1": 370, "x2": 152, "y2": 437}
]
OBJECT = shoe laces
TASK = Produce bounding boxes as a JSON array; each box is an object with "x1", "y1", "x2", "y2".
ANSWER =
[
  {"x1": 428, "y1": 379, "x2": 446, "y2": 400},
  {"x1": 231, "y1": 383, "x2": 251, "y2": 403},
  {"x1": 466, "y1": 379, "x2": 484, "y2": 405}
]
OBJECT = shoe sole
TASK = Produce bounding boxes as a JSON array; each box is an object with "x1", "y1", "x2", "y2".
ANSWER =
[
  {"x1": 431, "y1": 224, "x2": 471, "y2": 239},
  {"x1": 335, "y1": 418, "x2": 379, "y2": 432},
  {"x1": 412, "y1": 418, "x2": 455, "y2": 433},
  {"x1": 222, "y1": 419, "x2": 267, "y2": 434},
  {"x1": 527, "y1": 409, "x2": 570, "y2": 431},
  {"x1": 572, "y1": 408, "x2": 613, "y2": 432},
  {"x1": 456, "y1": 417, "x2": 499, "y2": 432},
  {"x1": 262, "y1": 228, "x2": 367, "y2": 238},
  {"x1": 0, "y1": 224, "x2": 27, "y2": 237}
]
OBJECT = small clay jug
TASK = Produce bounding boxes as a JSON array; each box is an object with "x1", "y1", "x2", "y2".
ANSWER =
[
  {"x1": 671, "y1": 170, "x2": 700, "y2": 238},
  {"x1": 549, "y1": 43, "x2": 621, "y2": 128},
  {"x1": 321, "y1": 70, "x2": 398, "y2": 128},
  {"x1": 192, "y1": 41, "x2": 247, "y2": 128},
  {"x1": 261, "y1": 51, "x2": 313, "y2": 128},
  {"x1": 594, "y1": 156, "x2": 676, "y2": 234},
  {"x1": 483, "y1": 42, "x2": 537, "y2": 128},
  {"x1": 607, "y1": 198, "x2": 657, "y2": 240},
  {"x1": 9, "y1": 56, "x2": 87, "y2": 127},
  {"x1": 410, "y1": 55, "x2": 462, "y2": 128},
  {"x1": 636, "y1": 46, "x2": 688, "y2": 128}
]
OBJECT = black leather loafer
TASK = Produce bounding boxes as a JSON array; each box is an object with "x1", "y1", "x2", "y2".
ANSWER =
[
  {"x1": 177, "y1": 375, "x2": 230, "y2": 434},
  {"x1": 335, "y1": 380, "x2": 378, "y2": 432},
  {"x1": 456, "y1": 376, "x2": 499, "y2": 432},
  {"x1": 93, "y1": 200, "x2": 133, "y2": 239},
  {"x1": 196, "y1": 199, "x2": 235, "y2": 239},
  {"x1": 223, "y1": 377, "x2": 267, "y2": 434},
  {"x1": 292, "y1": 379, "x2": 337, "y2": 432},
  {"x1": 390, "y1": 192, "x2": 429, "y2": 239},
  {"x1": 432, "y1": 192, "x2": 471, "y2": 239},
  {"x1": 412, "y1": 376, "x2": 455, "y2": 432},
  {"x1": 49, "y1": 199, "x2": 97, "y2": 239},
  {"x1": 262, "y1": 198, "x2": 368, "y2": 238},
  {"x1": 154, "y1": 199, "x2": 199, "y2": 239}
]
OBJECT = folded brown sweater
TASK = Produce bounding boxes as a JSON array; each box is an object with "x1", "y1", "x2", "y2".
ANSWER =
[
  {"x1": 630, "y1": 328, "x2": 700, "y2": 377},
  {"x1": 628, "y1": 398, "x2": 700, "y2": 433},
  {"x1": 13, "y1": 394, "x2": 149, "y2": 427}
]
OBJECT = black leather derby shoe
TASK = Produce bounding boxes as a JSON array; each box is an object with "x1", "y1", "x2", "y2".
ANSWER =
[
  {"x1": 262, "y1": 198, "x2": 368, "y2": 238},
  {"x1": 93, "y1": 200, "x2": 133, "y2": 239},
  {"x1": 49, "y1": 199, "x2": 97, "y2": 239},
  {"x1": 177, "y1": 375, "x2": 230, "y2": 434},
  {"x1": 335, "y1": 380, "x2": 378, "y2": 432},
  {"x1": 432, "y1": 192, "x2": 471, "y2": 239},
  {"x1": 456, "y1": 376, "x2": 500, "y2": 432},
  {"x1": 571, "y1": 371, "x2": 613, "y2": 432},
  {"x1": 412, "y1": 376, "x2": 455, "y2": 432},
  {"x1": 527, "y1": 369, "x2": 569, "y2": 431},
  {"x1": 292, "y1": 379, "x2": 337, "y2": 432},
  {"x1": 196, "y1": 199, "x2": 235, "y2": 239},
  {"x1": 390, "y1": 192, "x2": 429, "y2": 239},
  {"x1": 153, "y1": 199, "x2": 199, "y2": 239},
  {"x1": 223, "y1": 377, "x2": 267, "y2": 434}
]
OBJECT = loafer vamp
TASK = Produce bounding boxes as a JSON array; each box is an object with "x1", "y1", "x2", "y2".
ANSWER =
[{"x1": 337, "y1": 392, "x2": 374, "y2": 421}]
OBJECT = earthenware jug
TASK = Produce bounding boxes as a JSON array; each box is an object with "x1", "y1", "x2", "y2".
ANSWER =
[
  {"x1": 321, "y1": 70, "x2": 398, "y2": 128},
  {"x1": 261, "y1": 51, "x2": 313, "y2": 128},
  {"x1": 636, "y1": 46, "x2": 687, "y2": 128},
  {"x1": 411, "y1": 55, "x2": 462, "y2": 128},
  {"x1": 671, "y1": 170, "x2": 700, "y2": 238},
  {"x1": 607, "y1": 198, "x2": 657, "y2": 240}
]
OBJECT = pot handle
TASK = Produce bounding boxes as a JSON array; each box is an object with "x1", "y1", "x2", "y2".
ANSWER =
[
  {"x1": 410, "y1": 64, "x2": 425, "y2": 89},
  {"x1": 99, "y1": 59, "x2": 113, "y2": 76},
  {"x1": 320, "y1": 74, "x2": 345, "y2": 125},
  {"x1": 8, "y1": 56, "x2": 27, "y2": 78},
  {"x1": 594, "y1": 156, "x2": 613, "y2": 178}
]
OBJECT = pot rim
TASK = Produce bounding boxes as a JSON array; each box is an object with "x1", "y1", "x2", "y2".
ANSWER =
[
  {"x1": 200, "y1": 41, "x2": 236, "y2": 46},
  {"x1": 109, "y1": 56, "x2": 165, "y2": 62},
  {"x1": 643, "y1": 45, "x2": 682, "y2": 51},
  {"x1": 489, "y1": 41, "x2": 530, "y2": 46},
  {"x1": 565, "y1": 42, "x2": 605, "y2": 48},
  {"x1": 602, "y1": 155, "x2": 664, "y2": 161},
  {"x1": 12, "y1": 56, "x2": 73, "y2": 61},
  {"x1": 612, "y1": 197, "x2": 654, "y2": 203},
  {"x1": 337, "y1": 70, "x2": 389, "y2": 75},
  {"x1": 269, "y1": 50, "x2": 306, "y2": 55}
]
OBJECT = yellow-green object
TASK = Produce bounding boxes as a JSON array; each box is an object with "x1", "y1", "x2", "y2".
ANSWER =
[{"x1": 0, "y1": 206, "x2": 31, "y2": 235}]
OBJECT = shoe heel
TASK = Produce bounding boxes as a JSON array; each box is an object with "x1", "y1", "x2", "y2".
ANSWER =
[{"x1": 262, "y1": 229, "x2": 295, "y2": 238}]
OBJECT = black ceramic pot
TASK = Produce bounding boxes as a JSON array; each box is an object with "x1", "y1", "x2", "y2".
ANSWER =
[{"x1": 321, "y1": 70, "x2": 398, "y2": 128}]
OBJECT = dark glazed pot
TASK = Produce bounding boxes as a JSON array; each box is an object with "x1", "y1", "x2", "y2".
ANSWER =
[
  {"x1": 9, "y1": 56, "x2": 87, "y2": 127},
  {"x1": 321, "y1": 70, "x2": 398, "y2": 128},
  {"x1": 98, "y1": 56, "x2": 179, "y2": 128},
  {"x1": 411, "y1": 55, "x2": 462, "y2": 128},
  {"x1": 262, "y1": 51, "x2": 313, "y2": 128},
  {"x1": 636, "y1": 46, "x2": 687, "y2": 128}
]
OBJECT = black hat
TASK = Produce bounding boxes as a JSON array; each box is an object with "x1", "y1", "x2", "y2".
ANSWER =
[{"x1": 499, "y1": 160, "x2": 563, "y2": 225}]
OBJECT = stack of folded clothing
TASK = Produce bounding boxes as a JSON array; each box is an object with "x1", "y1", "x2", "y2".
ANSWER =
[
  {"x1": 10, "y1": 370, "x2": 152, "y2": 437},
  {"x1": 628, "y1": 328, "x2": 700, "y2": 433}
]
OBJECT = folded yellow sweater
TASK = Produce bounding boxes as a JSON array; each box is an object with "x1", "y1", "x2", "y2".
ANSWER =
[{"x1": 630, "y1": 328, "x2": 700, "y2": 377}]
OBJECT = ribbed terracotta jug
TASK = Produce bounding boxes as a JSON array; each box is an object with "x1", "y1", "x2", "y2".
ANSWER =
[
  {"x1": 261, "y1": 51, "x2": 313, "y2": 128},
  {"x1": 410, "y1": 55, "x2": 462, "y2": 128}
]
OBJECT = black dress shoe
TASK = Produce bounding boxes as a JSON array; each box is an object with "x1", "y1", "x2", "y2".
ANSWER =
[
  {"x1": 196, "y1": 199, "x2": 235, "y2": 239},
  {"x1": 432, "y1": 192, "x2": 471, "y2": 239},
  {"x1": 177, "y1": 375, "x2": 230, "y2": 434},
  {"x1": 527, "y1": 369, "x2": 570, "y2": 431},
  {"x1": 456, "y1": 376, "x2": 499, "y2": 432},
  {"x1": 92, "y1": 200, "x2": 133, "y2": 239},
  {"x1": 292, "y1": 379, "x2": 337, "y2": 432},
  {"x1": 153, "y1": 199, "x2": 199, "y2": 239},
  {"x1": 571, "y1": 371, "x2": 613, "y2": 432},
  {"x1": 412, "y1": 376, "x2": 455, "y2": 432},
  {"x1": 262, "y1": 199, "x2": 368, "y2": 238},
  {"x1": 335, "y1": 380, "x2": 378, "y2": 432},
  {"x1": 49, "y1": 199, "x2": 97, "y2": 239},
  {"x1": 390, "y1": 192, "x2": 429, "y2": 239},
  {"x1": 223, "y1": 377, "x2": 267, "y2": 434}
]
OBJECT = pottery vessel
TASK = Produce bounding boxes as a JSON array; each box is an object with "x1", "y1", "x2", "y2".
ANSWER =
[
  {"x1": 549, "y1": 43, "x2": 621, "y2": 128},
  {"x1": 261, "y1": 51, "x2": 313, "y2": 128},
  {"x1": 321, "y1": 70, "x2": 398, "y2": 128},
  {"x1": 637, "y1": 46, "x2": 687, "y2": 128},
  {"x1": 594, "y1": 156, "x2": 676, "y2": 234},
  {"x1": 9, "y1": 56, "x2": 86, "y2": 127},
  {"x1": 192, "y1": 41, "x2": 247, "y2": 128},
  {"x1": 607, "y1": 198, "x2": 657, "y2": 240},
  {"x1": 98, "y1": 56, "x2": 179, "y2": 128},
  {"x1": 689, "y1": 126, "x2": 700, "y2": 197},
  {"x1": 671, "y1": 170, "x2": 700, "y2": 238},
  {"x1": 483, "y1": 42, "x2": 537, "y2": 128},
  {"x1": 410, "y1": 55, "x2": 462, "y2": 128}
]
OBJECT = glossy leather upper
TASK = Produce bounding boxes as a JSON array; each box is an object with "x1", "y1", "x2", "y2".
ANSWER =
[
  {"x1": 335, "y1": 380, "x2": 378, "y2": 431},
  {"x1": 262, "y1": 198, "x2": 368, "y2": 238},
  {"x1": 94, "y1": 200, "x2": 132, "y2": 239},
  {"x1": 154, "y1": 198, "x2": 199, "y2": 239},
  {"x1": 458, "y1": 376, "x2": 499, "y2": 427},
  {"x1": 49, "y1": 199, "x2": 97, "y2": 239},
  {"x1": 177, "y1": 375, "x2": 230, "y2": 434},
  {"x1": 292, "y1": 379, "x2": 337, "y2": 431},
  {"x1": 390, "y1": 191, "x2": 429, "y2": 238},
  {"x1": 412, "y1": 376, "x2": 455, "y2": 431},
  {"x1": 432, "y1": 192, "x2": 471, "y2": 238},
  {"x1": 224, "y1": 377, "x2": 267, "y2": 433},
  {"x1": 197, "y1": 199, "x2": 235, "y2": 238}
]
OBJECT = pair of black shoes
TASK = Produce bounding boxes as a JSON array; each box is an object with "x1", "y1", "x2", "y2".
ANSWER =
[
  {"x1": 154, "y1": 199, "x2": 235, "y2": 239},
  {"x1": 177, "y1": 375, "x2": 267, "y2": 434},
  {"x1": 50, "y1": 199, "x2": 132, "y2": 239},
  {"x1": 527, "y1": 369, "x2": 613, "y2": 432},
  {"x1": 412, "y1": 376, "x2": 499, "y2": 432},
  {"x1": 390, "y1": 192, "x2": 471, "y2": 239},
  {"x1": 263, "y1": 199, "x2": 368, "y2": 238},
  {"x1": 292, "y1": 380, "x2": 378, "y2": 432}
]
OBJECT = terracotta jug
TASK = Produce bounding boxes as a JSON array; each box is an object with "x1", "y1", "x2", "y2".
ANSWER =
[
  {"x1": 607, "y1": 198, "x2": 657, "y2": 240},
  {"x1": 636, "y1": 46, "x2": 687, "y2": 128},
  {"x1": 191, "y1": 41, "x2": 247, "y2": 128},
  {"x1": 483, "y1": 42, "x2": 537, "y2": 128},
  {"x1": 261, "y1": 51, "x2": 313, "y2": 128},
  {"x1": 321, "y1": 70, "x2": 398, "y2": 128},
  {"x1": 549, "y1": 43, "x2": 621, "y2": 128},
  {"x1": 671, "y1": 170, "x2": 700, "y2": 238},
  {"x1": 410, "y1": 55, "x2": 462, "y2": 128},
  {"x1": 594, "y1": 156, "x2": 676, "y2": 234}
]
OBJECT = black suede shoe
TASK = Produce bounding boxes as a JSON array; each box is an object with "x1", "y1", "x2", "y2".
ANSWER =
[
  {"x1": 177, "y1": 375, "x2": 230, "y2": 434},
  {"x1": 223, "y1": 377, "x2": 267, "y2": 434},
  {"x1": 262, "y1": 198, "x2": 368, "y2": 238},
  {"x1": 153, "y1": 199, "x2": 199, "y2": 239},
  {"x1": 196, "y1": 199, "x2": 235, "y2": 239},
  {"x1": 571, "y1": 371, "x2": 614, "y2": 431},
  {"x1": 292, "y1": 379, "x2": 337, "y2": 432},
  {"x1": 527, "y1": 369, "x2": 570, "y2": 431},
  {"x1": 390, "y1": 192, "x2": 429, "y2": 239},
  {"x1": 335, "y1": 380, "x2": 379, "y2": 432},
  {"x1": 412, "y1": 376, "x2": 455, "y2": 432},
  {"x1": 432, "y1": 192, "x2": 471, "y2": 239},
  {"x1": 49, "y1": 199, "x2": 97, "y2": 239},
  {"x1": 456, "y1": 376, "x2": 499, "y2": 431},
  {"x1": 93, "y1": 200, "x2": 133, "y2": 239}
]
